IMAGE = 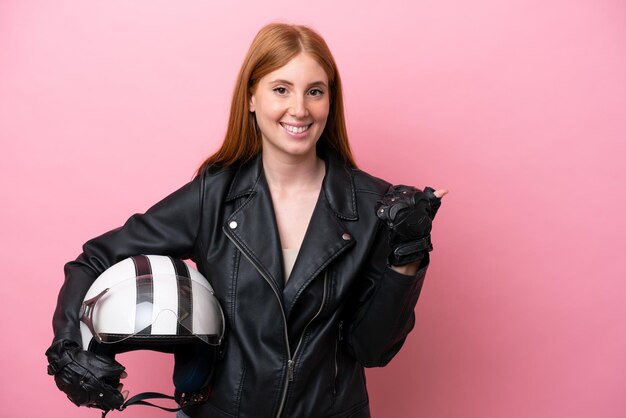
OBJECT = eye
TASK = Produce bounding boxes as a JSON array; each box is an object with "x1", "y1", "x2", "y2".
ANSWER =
[
  {"x1": 273, "y1": 87, "x2": 288, "y2": 95},
  {"x1": 308, "y1": 88, "x2": 325, "y2": 97}
]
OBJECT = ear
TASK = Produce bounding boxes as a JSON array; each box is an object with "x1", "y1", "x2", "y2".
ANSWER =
[{"x1": 249, "y1": 95, "x2": 255, "y2": 113}]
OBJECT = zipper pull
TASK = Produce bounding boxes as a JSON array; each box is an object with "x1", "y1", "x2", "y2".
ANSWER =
[
  {"x1": 287, "y1": 360, "x2": 295, "y2": 381},
  {"x1": 338, "y1": 320, "x2": 344, "y2": 341}
]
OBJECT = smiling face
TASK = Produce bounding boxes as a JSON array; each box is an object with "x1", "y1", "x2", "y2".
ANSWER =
[{"x1": 249, "y1": 53, "x2": 330, "y2": 162}]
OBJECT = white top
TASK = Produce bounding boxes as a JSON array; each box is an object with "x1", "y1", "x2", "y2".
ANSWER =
[{"x1": 282, "y1": 248, "x2": 300, "y2": 282}]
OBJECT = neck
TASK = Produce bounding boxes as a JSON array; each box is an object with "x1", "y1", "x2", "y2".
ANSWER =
[{"x1": 262, "y1": 151, "x2": 325, "y2": 193}]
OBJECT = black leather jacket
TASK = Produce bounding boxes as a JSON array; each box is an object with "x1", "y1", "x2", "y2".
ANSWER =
[{"x1": 51, "y1": 145, "x2": 429, "y2": 418}]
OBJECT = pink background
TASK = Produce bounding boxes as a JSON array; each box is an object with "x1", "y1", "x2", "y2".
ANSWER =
[{"x1": 1, "y1": 1, "x2": 625, "y2": 417}]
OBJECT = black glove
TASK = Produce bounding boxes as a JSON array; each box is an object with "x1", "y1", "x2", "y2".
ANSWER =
[
  {"x1": 46, "y1": 339, "x2": 126, "y2": 411},
  {"x1": 375, "y1": 185, "x2": 441, "y2": 266}
]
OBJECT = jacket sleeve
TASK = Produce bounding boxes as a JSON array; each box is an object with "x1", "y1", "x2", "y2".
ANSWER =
[
  {"x1": 345, "y1": 221, "x2": 429, "y2": 368},
  {"x1": 51, "y1": 171, "x2": 206, "y2": 346}
]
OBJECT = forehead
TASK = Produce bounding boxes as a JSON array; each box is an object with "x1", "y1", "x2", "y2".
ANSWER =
[{"x1": 262, "y1": 53, "x2": 329, "y2": 85}]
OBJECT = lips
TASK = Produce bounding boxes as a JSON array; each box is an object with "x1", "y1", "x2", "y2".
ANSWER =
[{"x1": 280, "y1": 123, "x2": 311, "y2": 134}]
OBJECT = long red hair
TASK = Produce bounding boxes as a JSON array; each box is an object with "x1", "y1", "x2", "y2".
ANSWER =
[{"x1": 197, "y1": 23, "x2": 356, "y2": 174}]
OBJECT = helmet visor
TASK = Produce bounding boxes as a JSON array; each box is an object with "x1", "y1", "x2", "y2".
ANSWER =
[{"x1": 80, "y1": 274, "x2": 224, "y2": 346}]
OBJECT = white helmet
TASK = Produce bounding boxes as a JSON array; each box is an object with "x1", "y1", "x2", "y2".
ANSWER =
[
  {"x1": 80, "y1": 255, "x2": 224, "y2": 349},
  {"x1": 79, "y1": 255, "x2": 225, "y2": 399}
]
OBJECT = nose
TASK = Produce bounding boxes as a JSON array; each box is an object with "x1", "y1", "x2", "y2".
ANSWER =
[{"x1": 288, "y1": 95, "x2": 309, "y2": 119}]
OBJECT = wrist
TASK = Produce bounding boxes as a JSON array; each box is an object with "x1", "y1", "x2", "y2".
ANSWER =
[{"x1": 390, "y1": 262, "x2": 421, "y2": 276}]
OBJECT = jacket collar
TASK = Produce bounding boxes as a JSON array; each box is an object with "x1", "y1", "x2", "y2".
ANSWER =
[{"x1": 225, "y1": 144, "x2": 358, "y2": 221}]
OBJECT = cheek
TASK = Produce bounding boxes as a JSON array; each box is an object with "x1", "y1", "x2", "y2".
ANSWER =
[
  {"x1": 314, "y1": 102, "x2": 330, "y2": 122},
  {"x1": 258, "y1": 102, "x2": 285, "y2": 122}
]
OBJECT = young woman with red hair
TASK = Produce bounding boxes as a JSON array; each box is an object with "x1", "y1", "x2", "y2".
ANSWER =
[{"x1": 46, "y1": 22, "x2": 447, "y2": 418}]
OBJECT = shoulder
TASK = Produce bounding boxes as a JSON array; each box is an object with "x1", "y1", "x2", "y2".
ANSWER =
[
  {"x1": 196, "y1": 163, "x2": 238, "y2": 187},
  {"x1": 321, "y1": 144, "x2": 392, "y2": 198},
  {"x1": 350, "y1": 167, "x2": 392, "y2": 198},
  {"x1": 199, "y1": 163, "x2": 237, "y2": 177},
  {"x1": 191, "y1": 164, "x2": 239, "y2": 207}
]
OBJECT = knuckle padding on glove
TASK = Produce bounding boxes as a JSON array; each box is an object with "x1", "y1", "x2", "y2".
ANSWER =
[
  {"x1": 47, "y1": 342, "x2": 125, "y2": 410},
  {"x1": 375, "y1": 184, "x2": 439, "y2": 266},
  {"x1": 57, "y1": 352, "x2": 124, "y2": 409}
]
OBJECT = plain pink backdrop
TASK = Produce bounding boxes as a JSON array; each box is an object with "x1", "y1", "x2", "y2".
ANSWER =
[{"x1": 1, "y1": 1, "x2": 625, "y2": 417}]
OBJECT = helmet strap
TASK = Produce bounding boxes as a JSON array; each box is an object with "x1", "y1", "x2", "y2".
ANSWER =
[
  {"x1": 99, "y1": 390, "x2": 193, "y2": 417},
  {"x1": 100, "y1": 385, "x2": 211, "y2": 417}
]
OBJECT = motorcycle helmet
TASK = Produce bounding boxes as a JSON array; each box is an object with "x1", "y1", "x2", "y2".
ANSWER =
[{"x1": 79, "y1": 255, "x2": 225, "y2": 406}]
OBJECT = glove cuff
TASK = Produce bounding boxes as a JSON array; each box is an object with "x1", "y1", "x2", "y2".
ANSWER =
[
  {"x1": 389, "y1": 236, "x2": 433, "y2": 266},
  {"x1": 45, "y1": 340, "x2": 79, "y2": 375}
]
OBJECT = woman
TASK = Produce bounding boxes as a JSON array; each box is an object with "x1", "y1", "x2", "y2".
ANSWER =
[{"x1": 46, "y1": 23, "x2": 447, "y2": 418}]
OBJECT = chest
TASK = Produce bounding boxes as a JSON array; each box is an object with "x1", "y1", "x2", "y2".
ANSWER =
[{"x1": 270, "y1": 188, "x2": 321, "y2": 250}]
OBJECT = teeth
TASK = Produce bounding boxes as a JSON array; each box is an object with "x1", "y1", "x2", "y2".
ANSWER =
[{"x1": 283, "y1": 124, "x2": 309, "y2": 134}]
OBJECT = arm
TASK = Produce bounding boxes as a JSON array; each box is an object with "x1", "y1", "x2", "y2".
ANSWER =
[
  {"x1": 47, "y1": 170, "x2": 212, "y2": 412},
  {"x1": 51, "y1": 170, "x2": 207, "y2": 346},
  {"x1": 345, "y1": 185, "x2": 444, "y2": 367},
  {"x1": 344, "y1": 222, "x2": 428, "y2": 368}
]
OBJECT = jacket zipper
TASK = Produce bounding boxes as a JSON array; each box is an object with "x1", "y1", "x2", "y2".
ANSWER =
[
  {"x1": 333, "y1": 319, "x2": 343, "y2": 396},
  {"x1": 280, "y1": 271, "x2": 328, "y2": 416},
  {"x1": 289, "y1": 270, "x2": 328, "y2": 376},
  {"x1": 225, "y1": 230, "x2": 328, "y2": 418}
]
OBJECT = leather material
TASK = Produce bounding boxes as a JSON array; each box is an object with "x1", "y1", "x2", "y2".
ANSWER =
[
  {"x1": 375, "y1": 185, "x2": 441, "y2": 266},
  {"x1": 45, "y1": 340, "x2": 125, "y2": 411},
  {"x1": 50, "y1": 142, "x2": 429, "y2": 418}
]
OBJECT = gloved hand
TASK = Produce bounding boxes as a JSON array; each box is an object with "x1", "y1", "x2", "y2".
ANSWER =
[
  {"x1": 45, "y1": 339, "x2": 126, "y2": 411},
  {"x1": 375, "y1": 185, "x2": 442, "y2": 266}
]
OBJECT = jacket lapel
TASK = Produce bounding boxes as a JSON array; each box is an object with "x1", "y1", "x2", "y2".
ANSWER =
[
  {"x1": 223, "y1": 155, "x2": 285, "y2": 294},
  {"x1": 282, "y1": 147, "x2": 358, "y2": 317},
  {"x1": 282, "y1": 189, "x2": 355, "y2": 317}
]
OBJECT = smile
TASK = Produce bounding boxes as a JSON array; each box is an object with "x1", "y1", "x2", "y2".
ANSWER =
[{"x1": 280, "y1": 123, "x2": 311, "y2": 134}]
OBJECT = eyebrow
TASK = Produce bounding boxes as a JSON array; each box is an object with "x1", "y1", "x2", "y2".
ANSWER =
[{"x1": 269, "y1": 79, "x2": 328, "y2": 88}]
